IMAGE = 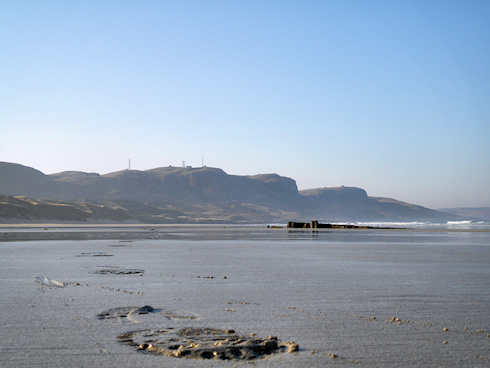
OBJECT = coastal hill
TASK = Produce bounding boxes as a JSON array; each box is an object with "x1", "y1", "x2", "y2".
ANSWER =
[
  {"x1": 437, "y1": 207, "x2": 490, "y2": 222},
  {"x1": 0, "y1": 161, "x2": 462, "y2": 223}
]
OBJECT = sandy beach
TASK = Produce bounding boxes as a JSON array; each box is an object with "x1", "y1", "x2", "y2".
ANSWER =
[{"x1": 1, "y1": 225, "x2": 489, "y2": 367}]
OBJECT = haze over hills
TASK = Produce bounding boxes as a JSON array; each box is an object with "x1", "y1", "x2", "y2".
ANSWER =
[
  {"x1": 0, "y1": 161, "x2": 466, "y2": 224},
  {"x1": 437, "y1": 207, "x2": 490, "y2": 222}
]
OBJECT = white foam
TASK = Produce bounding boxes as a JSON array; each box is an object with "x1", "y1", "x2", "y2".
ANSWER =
[
  {"x1": 446, "y1": 220, "x2": 490, "y2": 229},
  {"x1": 352, "y1": 221, "x2": 490, "y2": 230},
  {"x1": 35, "y1": 276, "x2": 65, "y2": 287},
  {"x1": 352, "y1": 221, "x2": 433, "y2": 228},
  {"x1": 447, "y1": 220, "x2": 474, "y2": 225}
]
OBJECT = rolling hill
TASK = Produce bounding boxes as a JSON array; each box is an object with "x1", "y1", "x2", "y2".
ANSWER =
[{"x1": 0, "y1": 161, "x2": 462, "y2": 223}]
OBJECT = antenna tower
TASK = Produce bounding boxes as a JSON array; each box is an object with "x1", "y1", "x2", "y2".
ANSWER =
[{"x1": 128, "y1": 159, "x2": 131, "y2": 170}]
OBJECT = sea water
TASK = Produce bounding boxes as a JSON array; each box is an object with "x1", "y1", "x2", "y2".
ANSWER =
[{"x1": 0, "y1": 225, "x2": 489, "y2": 367}]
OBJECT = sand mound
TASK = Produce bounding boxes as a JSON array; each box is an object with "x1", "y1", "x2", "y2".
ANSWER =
[
  {"x1": 97, "y1": 306, "x2": 198, "y2": 322},
  {"x1": 118, "y1": 327, "x2": 298, "y2": 360}
]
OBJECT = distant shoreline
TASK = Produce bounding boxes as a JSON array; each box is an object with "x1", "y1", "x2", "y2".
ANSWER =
[{"x1": 1, "y1": 224, "x2": 488, "y2": 243}]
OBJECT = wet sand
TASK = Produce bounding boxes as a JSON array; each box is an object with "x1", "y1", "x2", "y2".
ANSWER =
[{"x1": 0, "y1": 225, "x2": 489, "y2": 367}]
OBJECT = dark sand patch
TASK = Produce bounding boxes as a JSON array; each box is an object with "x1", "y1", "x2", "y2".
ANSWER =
[
  {"x1": 76, "y1": 252, "x2": 114, "y2": 257},
  {"x1": 93, "y1": 266, "x2": 144, "y2": 275},
  {"x1": 108, "y1": 242, "x2": 133, "y2": 247},
  {"x1": 118, "y1": 327, "x2": 298, "y2": 360}
]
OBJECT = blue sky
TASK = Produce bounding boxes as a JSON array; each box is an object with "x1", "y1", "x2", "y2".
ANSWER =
[{"x1": 1, "y1": 1, "x2": 489, "y2": 208}]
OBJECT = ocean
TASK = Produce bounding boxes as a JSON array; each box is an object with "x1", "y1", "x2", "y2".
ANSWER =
[{"x1": 0, "y1": 224, "x2": 489, "y2": 367}]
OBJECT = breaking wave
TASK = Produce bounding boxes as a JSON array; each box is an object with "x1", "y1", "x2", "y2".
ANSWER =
[{"x1": 351, "y1": 221, "x2": 489, "y2": 230}]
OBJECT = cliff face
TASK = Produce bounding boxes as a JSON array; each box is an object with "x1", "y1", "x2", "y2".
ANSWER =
[
  {"x1": 300, "y1": 186, "x2": 369, "y2": 203},
  {"x1": 0, "y1": 162, "x2": 461, "y2": 223}
]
